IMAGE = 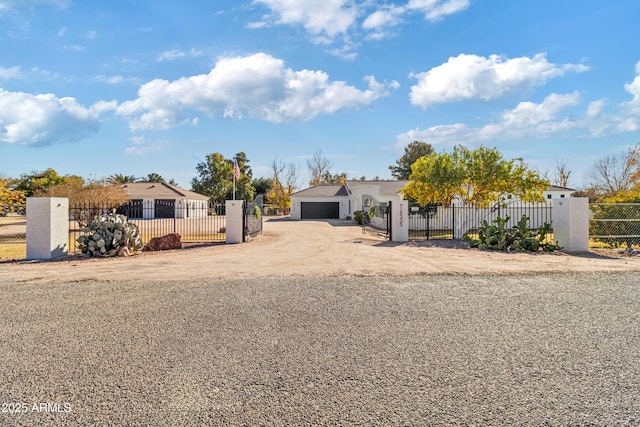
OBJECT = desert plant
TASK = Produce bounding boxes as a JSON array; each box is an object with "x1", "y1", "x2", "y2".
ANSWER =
[
  {"x1": 463, "y1": 215, "x2": 561, "y2": 252},
  {"x1": 77, "y1": 212, "x2": 142, "y2": 257}
]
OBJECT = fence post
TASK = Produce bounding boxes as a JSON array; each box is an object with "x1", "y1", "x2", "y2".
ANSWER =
[
  {"x1": 225, "y1": 200, "x2": 244, "y2": 244},
  {"x1": 390, "y1": 200, "x2": 408, "y2": 242},
  {"x1": 553, "y1": 197, "x2": 589, "y2": 252},
  {"x1": 26, "y1": 197, "x2": 69, "y2": 260}
]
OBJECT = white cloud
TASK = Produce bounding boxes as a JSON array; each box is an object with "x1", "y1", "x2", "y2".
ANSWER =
[
  {"x1": 253, "y1": 0, "x2": 357, "y2": 39},
  {"x1": 397, "y1": 92, "x2": 582, "y2": 147},
  {"x1": 0, "y1": 0, "x2": 71, "y2": 10},
  {"x1": 623, "y1": 60, "x2": 640, "y2": 114},
  {"x1": 0, "y1": 65, "x2": 23, "y2": 79},
  {"x1": 406, "y1": 0, "x2": 469, "y2": 22},
  {"x1": 252, "y1": 1, "x2": 470, "y2": 50},
  {"x1": 125, "y1": 138, "x2": 171, "y2": 156},
  {"x1": 117, "y1": 52, "x2": 396, "y2": 131},
  {"x1": 95, "y1": 74, "x2": 139, "y2": 85},
  {"x1": 0, "y1": 89, "x2": 100, "y2": 146},
  {"x1": 410, "y1": 53, "x2": 590, "y2": 108},
  {"x1": 157, "y1": 48, "x2": 204, "y2": 62}
]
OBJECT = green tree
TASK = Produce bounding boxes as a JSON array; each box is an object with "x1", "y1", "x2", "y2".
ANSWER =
[
  {"x1": 266, "y1": 159, "x2": 298, "y2": 214},
  {"x1": 191, "y1": 152, "x2": 255, "y2": 203},
  {"x1": 14, "y1": 168, "x2": 73, "y2": 197},
  {"x1": 144, "y1": 173, "x2": 166, "y2": 183},
  {"x1": 0, "y1": 176, "x2": 26, "y2": 210},
  {"x1": 389, "y1": 140, "x2": 434, "y2": 180},
  {"x1": 252, "y1": 177, "x2": 273, "y2": 196},
  {"x1": 142, "y1": 173, "x2": 179, "y2": 186},
  {"x1": 107, "y1": 174, "x2": 140, "y2": 185},
  {"x1": 404, "y1": 145, "x2": 549, "y2": 207}
]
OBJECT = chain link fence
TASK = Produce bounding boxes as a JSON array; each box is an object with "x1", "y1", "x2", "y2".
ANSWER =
[{"x1": 590, "y1": 203, "x2": 640, "y2": 249}]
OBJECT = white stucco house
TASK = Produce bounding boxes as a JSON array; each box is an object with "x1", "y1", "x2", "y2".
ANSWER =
[
  {"x1": 290, "y1": 180, "x2": 576, "y2": 220},
  {"x1": 119, "y1": 182, "x2": 210, "y2": 219},
  {"x1": 290, "y1": 180, "x2": 407, "y2": 220}
]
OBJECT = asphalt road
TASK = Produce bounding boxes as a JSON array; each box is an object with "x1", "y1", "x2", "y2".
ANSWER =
[{"x1": 1, "y1": 272, "x2": 639, "y2": 425}]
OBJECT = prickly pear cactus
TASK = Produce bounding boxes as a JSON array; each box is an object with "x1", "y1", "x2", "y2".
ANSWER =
[{"x1": 77, "y1": 212, "x2": 142, "y2": 257}]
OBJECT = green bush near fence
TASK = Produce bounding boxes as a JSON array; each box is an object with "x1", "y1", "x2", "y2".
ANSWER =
[{"x1": 463, "y1": 215, "x2": 561, "y2": 252}]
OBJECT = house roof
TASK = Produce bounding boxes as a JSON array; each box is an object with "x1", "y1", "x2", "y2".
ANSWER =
[
  {"x1": 121, "y1": 182, "x2": 210, "y2": 200},
  {"x1": 546, "y1": 185, "x2": 577, "y2": 192},
  {"x1": 345, "y1": 180, "x2": 409, "y2": 196},
  {"x1": 291, "y1": 184, "x2": 350, "y2": 198}
]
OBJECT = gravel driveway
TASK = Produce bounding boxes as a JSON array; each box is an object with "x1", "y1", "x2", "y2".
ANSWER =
[{"x1": 1, "y1": 272, "x2": 639, "y2": 425}]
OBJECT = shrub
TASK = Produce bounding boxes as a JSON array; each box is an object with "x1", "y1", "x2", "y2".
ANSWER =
[
  {"x1": 354, "y1": 210, "x2": 370, "y2": 225},
  {"x1": 77, "y1": 212, "x2": 142, "y2": 257},
  {"x1": 463, "y1": 215, "x2": 561, "y2": 252}
]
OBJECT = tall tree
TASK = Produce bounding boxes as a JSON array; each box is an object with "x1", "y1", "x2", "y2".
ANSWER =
[
  {"x1": 191, "y1": 152, "x2": 255, "y2": 203},
  {"x1": 144, "y1": 173, "x2": 166, "y2": 183},
  {"x1": 586, "y1": 149, "x2": 639, "y2": 197},
  {"x1": 403, "y1": 145, "x2": 549, "y2": 207},
  {"x1": 107, "y1": 174, "x2": 140, "y2": 185},
  {"x1": 266, "y1": 158, "x2": 299, "y2": 214},
  {"x1": 14, "y1": 168, "x2": 79, "y2": 197},
  {"x1": 252, "y1": 177, "x2": 273, "y2": 196},
  {"x1": 552, "y1": 159, "x2": 572, "y2": 188},
  {"x1": 307, "y1": 148, "x2": 333, "y2": 186},
  {"x1": 389, "y1": 140, "x2": 434, "y2": 180}
]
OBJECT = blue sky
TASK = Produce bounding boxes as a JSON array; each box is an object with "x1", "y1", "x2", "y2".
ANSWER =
[{"x1": 1, "y1": 0, "x2": 639, "y2": 189}]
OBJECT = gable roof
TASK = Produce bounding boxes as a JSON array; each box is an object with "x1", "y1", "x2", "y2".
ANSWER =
[
  {"x1": 546, "y1": 185, "x2": 577, "y2": 192},
  {"x1": 121, "y1": 182, "x2": 209, "y2": 201},
  {"x1": 291, "y1": 184, "x2": 350, "y2": 198},
  {"x1": 345, "y1": 180, "x2": 408, "y2": 196}
]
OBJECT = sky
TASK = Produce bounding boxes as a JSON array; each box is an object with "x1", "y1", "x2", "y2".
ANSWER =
[{"x1": 1, "y1": 0, "x2": 639, "y2": 190}]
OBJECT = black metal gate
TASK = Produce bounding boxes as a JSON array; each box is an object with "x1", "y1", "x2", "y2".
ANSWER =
[
  {"x1": 408, "y1": 203, "x2": 454, "y2": 239},
  {"x1": 243, "y1": 195, "x2": 264, "y2": 241}
]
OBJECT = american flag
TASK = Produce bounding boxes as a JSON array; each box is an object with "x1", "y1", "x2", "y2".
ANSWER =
[{"x1": 233, "y1": 158, "x2": 240, "y2": 179}]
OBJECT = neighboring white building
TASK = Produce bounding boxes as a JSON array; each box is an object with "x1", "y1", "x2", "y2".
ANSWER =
[
  {"x1": 120, "y1": 182, "x2": 210, "y2": 219},
  {"x1": 543, "y1": 185, "x2": 576, "y2": 202}
]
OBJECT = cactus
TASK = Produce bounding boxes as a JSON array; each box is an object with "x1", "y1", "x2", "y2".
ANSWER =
[
  {"x1": 463, "y1": 215, "x2": 561, "y2": 252},
  {"x1": 77, "y1": 212, "x2": 142, "y2": 257}
]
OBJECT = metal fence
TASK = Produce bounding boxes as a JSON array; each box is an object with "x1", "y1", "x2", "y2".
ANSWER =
[
  {"x1": 0, "y1": 204, "x2": 26, "y2": 260},
  {"x1": 590, "y1": 203, "x2": 640, "y2": 249},
  {"x1": 244, "y1": 195, "x2": 264, "y2": 241},
  {"x1": 69, "y1": 200, "x2": 227, "y2": 253},
  {"x1": 409, "y1": 201, "x2": 553, "y2": 240}
]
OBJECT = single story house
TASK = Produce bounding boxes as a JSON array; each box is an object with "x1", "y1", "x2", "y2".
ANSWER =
[
  {"x1": 119, "y1": 182, "x2": 210, "y2": 219},
  {"x1": 290, "y1": 180, "x2": 576, "y2": 220},
  {"x1": 290, "y1": 180, "x2": 407, "y2": 220}
]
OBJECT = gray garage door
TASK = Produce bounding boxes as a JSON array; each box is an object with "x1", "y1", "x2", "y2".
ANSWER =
[{"x1": 301, "y1": 202, "x2": 339, "y2": 219}]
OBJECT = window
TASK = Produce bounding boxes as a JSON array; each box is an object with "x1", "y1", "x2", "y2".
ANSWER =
[
  {"x1": 547, "y1": 194, "x2": 552, "y2": 199},
  {"x1": 560, "y1": 194, "x2": 565, "y2": 198}
]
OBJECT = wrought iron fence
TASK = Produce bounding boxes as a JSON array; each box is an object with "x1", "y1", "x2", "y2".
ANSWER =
[
  {"x1": 409, "y1": 201, "x2": 553, "y2": 240},
  {"x1": 360, "y1": 204, "x2": 390, "y2": 238},
  {"x1": 69, "y1": 200, "x2": 227, "y2": 253},
  {"x1": 244, "y1": 195, "x2": 264, "y2": 241},
  {"x1": 590, "y1": 203, "x2": 640, "y2": 249},
  {"x1": 0, "y1": 203, "x2": 26, "y2": 260}
]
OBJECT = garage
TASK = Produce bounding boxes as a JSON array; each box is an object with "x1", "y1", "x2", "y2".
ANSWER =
[{"x1": 301, "y1": 202, "x2": 339, "y2": 219}]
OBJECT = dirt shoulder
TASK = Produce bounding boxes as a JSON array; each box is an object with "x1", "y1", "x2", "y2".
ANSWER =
[{"x1": 3, "y1": 218, "x2": 640, "y2": 285}]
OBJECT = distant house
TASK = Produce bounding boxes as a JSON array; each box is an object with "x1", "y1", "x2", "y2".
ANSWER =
[
  {"x1": 119, "y1": 182, "x2": 210, "y2": 219},
  {"x1": 543, "y1": 185, "x2": 576, "y2": 202},
  {"x1": 290, "y1": 180, "x2": 576, "y2": 220}
]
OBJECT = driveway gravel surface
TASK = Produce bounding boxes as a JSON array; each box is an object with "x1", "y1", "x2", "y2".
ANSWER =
[{"x1": 1, "y1": 219, "x2": 639, "y2": 425}]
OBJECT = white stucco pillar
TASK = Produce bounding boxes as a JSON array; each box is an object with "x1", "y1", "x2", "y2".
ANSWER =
[
  {"x1": 225, "y1": 200, "x2": 244, "y2": 244},
  {"x1": 553, "y1": 197, "x2": 589, "y2": 253},
  {"x1": 391, "y1": 200, "x2": 409, "y2": 242},
  {"x1": 26, "y1": 197, "x2": 69, "y2": 260}
]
